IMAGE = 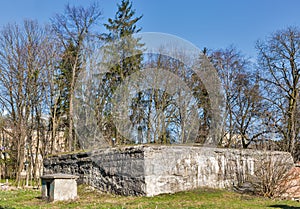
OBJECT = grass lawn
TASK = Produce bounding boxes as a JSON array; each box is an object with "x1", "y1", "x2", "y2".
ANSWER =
[{"x1": 0, "y1": 185, "x2": 299, "y2": 209}]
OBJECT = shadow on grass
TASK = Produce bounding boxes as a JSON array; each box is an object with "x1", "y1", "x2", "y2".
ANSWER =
[
  {"x1": 269, "y1": 205, "x2": 300, "y2": 209},
  {"x1": 0, "y1": 206, "x2": 15, "y2": 209}
]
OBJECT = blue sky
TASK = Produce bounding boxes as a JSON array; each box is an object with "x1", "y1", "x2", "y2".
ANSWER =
[{"x1": 0, "y1": 0, "x2": 299, "y2": 58}]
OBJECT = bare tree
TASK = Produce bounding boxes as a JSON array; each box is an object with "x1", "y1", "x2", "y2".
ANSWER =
[
  {"x1": 51, "y1": 3, "x2": 102, "y2": 151},
  {"x1": 208, "y1": 47, "x2": 265, "y2": 148},
  {"x1": 257, "y1": 27, "x2": 300, "y2": 158},
  {"x1": 0, "y1": 20, "x2": 56, "y2": 186},
  {"x1": 124, "y1": 50, "x2": 209, "y2": 144}
]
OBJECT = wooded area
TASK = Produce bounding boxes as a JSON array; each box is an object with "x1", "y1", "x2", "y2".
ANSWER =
[{"x1": 0, "y1": 0, "x2": 299, "y2": 186}]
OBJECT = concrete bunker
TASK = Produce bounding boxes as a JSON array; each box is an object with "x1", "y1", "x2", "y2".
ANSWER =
[{"x1": 43, "y1": 145, "x2": 294, "y2": 197}]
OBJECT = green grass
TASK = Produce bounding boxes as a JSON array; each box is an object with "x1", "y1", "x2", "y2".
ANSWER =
[
  {"x1": 0, "y1": 185, "x2": 299, "y2": 209},
  {"x1": 0, "y1": 178, "x2": 40, "y2": 188},
  {"x1": 0, "y1": 179, "x2": 13, "y2": 184}
]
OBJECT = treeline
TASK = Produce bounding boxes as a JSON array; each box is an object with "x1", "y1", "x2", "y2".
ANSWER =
[
  {"x1": 208, "y1": 27, "x2": 300, "y2": 159},
  {"x1": 0, "y1": 0, "x2": 299, "y2": 186}
]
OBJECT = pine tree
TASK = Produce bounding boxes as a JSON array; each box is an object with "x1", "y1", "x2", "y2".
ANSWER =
[
  {"x1": 104, "y1": 0, "x2": 142, "y2": 40},
  {"x1": 102, "y1": 0, "x2": 144, "y2": 81},
  {"x1": 100, "y1": 0, "x2": 144, "y2": 144}
]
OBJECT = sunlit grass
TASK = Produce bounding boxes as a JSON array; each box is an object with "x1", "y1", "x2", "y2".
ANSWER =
[{"x1": 0, "y1": 185, "x2": 299, "y2": 209}]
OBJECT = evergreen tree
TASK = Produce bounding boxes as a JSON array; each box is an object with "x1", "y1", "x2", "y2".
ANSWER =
[
  {"x1": 103, "y1": 0, "x2": 142, "y2": 40},
  {"x1": 100, "y1": 0, "x2": 144, "y2": 144},
  {"x1": 102, "y1": 0, "x2": 144, "y2": 81}
]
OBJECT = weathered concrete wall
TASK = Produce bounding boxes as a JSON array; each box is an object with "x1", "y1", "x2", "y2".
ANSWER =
[
  {"x1": 43, "y1": 147, "x2": 145, "y2": 196},
  {"x1": 143, "y1": 146, "x2": 293, "y2": 196},
  {"x1": 43, "y1": 145, "x2": 294, "y2": 196}
]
